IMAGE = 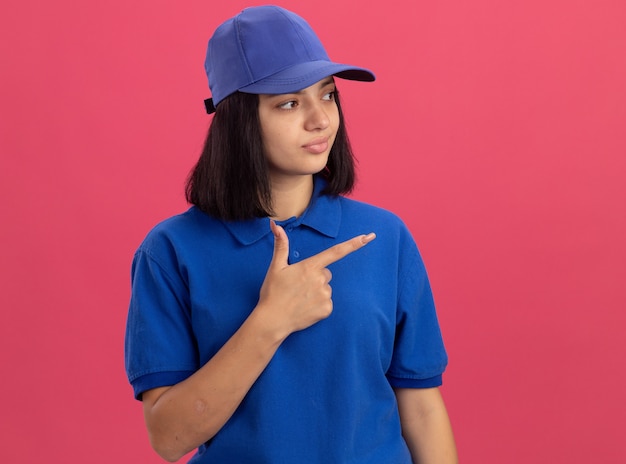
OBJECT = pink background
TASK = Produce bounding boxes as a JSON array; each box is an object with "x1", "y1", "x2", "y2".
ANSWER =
[{"x1": 2, "y1": 0, "x2": 625, "y2": 462}]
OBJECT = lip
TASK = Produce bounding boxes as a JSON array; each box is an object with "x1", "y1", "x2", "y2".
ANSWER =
[{"x1": 302, "y1": 136, "x2": 329, "y2": 154}]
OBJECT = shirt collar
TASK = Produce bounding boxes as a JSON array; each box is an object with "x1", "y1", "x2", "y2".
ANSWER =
[{"x1": 222, "y1": 177, "x2": 341, "y2": 246}]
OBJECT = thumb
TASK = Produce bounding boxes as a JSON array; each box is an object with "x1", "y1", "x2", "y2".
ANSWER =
[{"x1": 268, "y1": 220, "x2": 289, "y2": 270}]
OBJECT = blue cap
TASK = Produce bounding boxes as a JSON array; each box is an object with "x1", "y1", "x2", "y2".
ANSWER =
[{"x1": 204, "y1": 5, "x2": 375, "y2": 113}]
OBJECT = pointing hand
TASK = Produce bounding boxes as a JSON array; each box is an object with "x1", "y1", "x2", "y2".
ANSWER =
[{"x1": 257, "y1": 220, "x2": 376, "y2": 336}]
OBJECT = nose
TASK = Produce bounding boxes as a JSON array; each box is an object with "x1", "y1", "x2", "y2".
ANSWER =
[{"x1": 304, "y1": 101, "x2": 330, "y2": 131}]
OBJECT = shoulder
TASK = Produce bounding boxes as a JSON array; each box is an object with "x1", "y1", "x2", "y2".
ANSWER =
[
  {"x1": 137, "y1": 207, "x2": 225, "y2": 256},
  {"x1": 339, "y1": 195, "x2": 402, "y2": 221},
  {"x1": 146, "y1": 205, "x2": 221, "y2": 236},
  {"x1": 335, "y1": 195, "x2": 425, "y2": 265},
  {"x1": 337, "y1": 196, "x2": 411, "y2": 237}
]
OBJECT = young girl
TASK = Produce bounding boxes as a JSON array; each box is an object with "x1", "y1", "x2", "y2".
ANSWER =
[{"x1": 125, "y1": 5, "x2": 457, "y2": 463}]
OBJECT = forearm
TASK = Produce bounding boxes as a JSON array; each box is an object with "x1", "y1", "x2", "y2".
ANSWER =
[
  {"x1": 143, "y1": 305, "x2": 287, "y2": 462},
  {"x1": 395, "y1": 387, "x2": 458, "y2": 464}
]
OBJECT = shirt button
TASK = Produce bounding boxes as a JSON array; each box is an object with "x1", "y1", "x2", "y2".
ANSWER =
[{"x1": 293, "y1": 251, "x2": 300, "y2": 258}]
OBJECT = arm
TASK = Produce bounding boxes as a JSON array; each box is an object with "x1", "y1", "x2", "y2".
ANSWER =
[
  {"x1": 394, "y1": 387, "x2": 458, "y2": 464},
  {"x1": 141, "y1": 222, "x2": 375, "y2": 462},
  {"x1": 142, "y1": 308, "x2": 284, "y2": 462}
]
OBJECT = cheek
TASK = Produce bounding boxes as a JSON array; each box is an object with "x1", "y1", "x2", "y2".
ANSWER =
[
  {"x1": 260, "y1": 126, "x2": 294, "y2": 165},
  {"x1": 330, "y1": 114, "x2": 340, "y2": 142},
  {"x1": 259, "y1": 121, "x2": 278, "y2": 150},
  {"x1": 330, "y1": 106, "x2": 340, "y2": 133},
  {"x1": 261, "y1": 127, "x2": 287, "y2": 154}
]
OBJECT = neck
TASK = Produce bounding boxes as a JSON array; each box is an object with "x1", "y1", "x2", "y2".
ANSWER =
[{"x1": 269, "y1": 175, "x2": 314, "y2": 221}]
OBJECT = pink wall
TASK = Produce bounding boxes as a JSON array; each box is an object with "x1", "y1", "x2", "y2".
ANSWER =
[{"x1": 1, "y1": 1, "x2": 625, "y2": 462}]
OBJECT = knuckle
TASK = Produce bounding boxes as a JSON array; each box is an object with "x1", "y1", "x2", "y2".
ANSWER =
[
  {"x1": 321, "y1": 300, "x2": 333, "y2": 317},
  {"x1": 349, "y1": 237, "x2": 362, "y2": 250}
]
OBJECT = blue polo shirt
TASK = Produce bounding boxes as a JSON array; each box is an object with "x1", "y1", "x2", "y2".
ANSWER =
[{"x1": 125, "y1": 179, "x2": 448, "y2": 463}]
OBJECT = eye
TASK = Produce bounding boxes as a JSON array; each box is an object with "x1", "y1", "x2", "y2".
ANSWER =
[
  {"x1": 278, "y1": 100, "x2": 298, "y2": 110},
  {"x1": 322, "y1": 90, "x2": 336, "y2": 101}
]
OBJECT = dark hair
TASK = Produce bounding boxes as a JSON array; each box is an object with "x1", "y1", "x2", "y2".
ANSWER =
[{"x1": 185, "y1": 89, "x2": 356, "y2": 221}]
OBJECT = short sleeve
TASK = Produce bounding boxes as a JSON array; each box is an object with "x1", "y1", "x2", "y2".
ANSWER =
[
  {"x1": 124, "y1": 236, "x2": 199, "y2": 400},
  {"x1": 386, "y1": 227, "x2": 448, "y2": 388}
]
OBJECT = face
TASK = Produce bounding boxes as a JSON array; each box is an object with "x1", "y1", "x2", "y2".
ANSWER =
[{"x1": 258, "y1": 77, "x2": 340, "y2": 184}]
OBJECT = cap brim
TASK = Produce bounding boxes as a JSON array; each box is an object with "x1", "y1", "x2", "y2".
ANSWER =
[
  {"x1": 204, "y1": 60, "x2": 375, "y2": 114},
  {"x1": 240, "y1": 60, "x2": 375, "y2": 95}
]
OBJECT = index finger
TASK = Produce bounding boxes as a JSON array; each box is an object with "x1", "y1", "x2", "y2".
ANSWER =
[{"x1": 306, "y1": 233, "x2": 376, "y2": 268}]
